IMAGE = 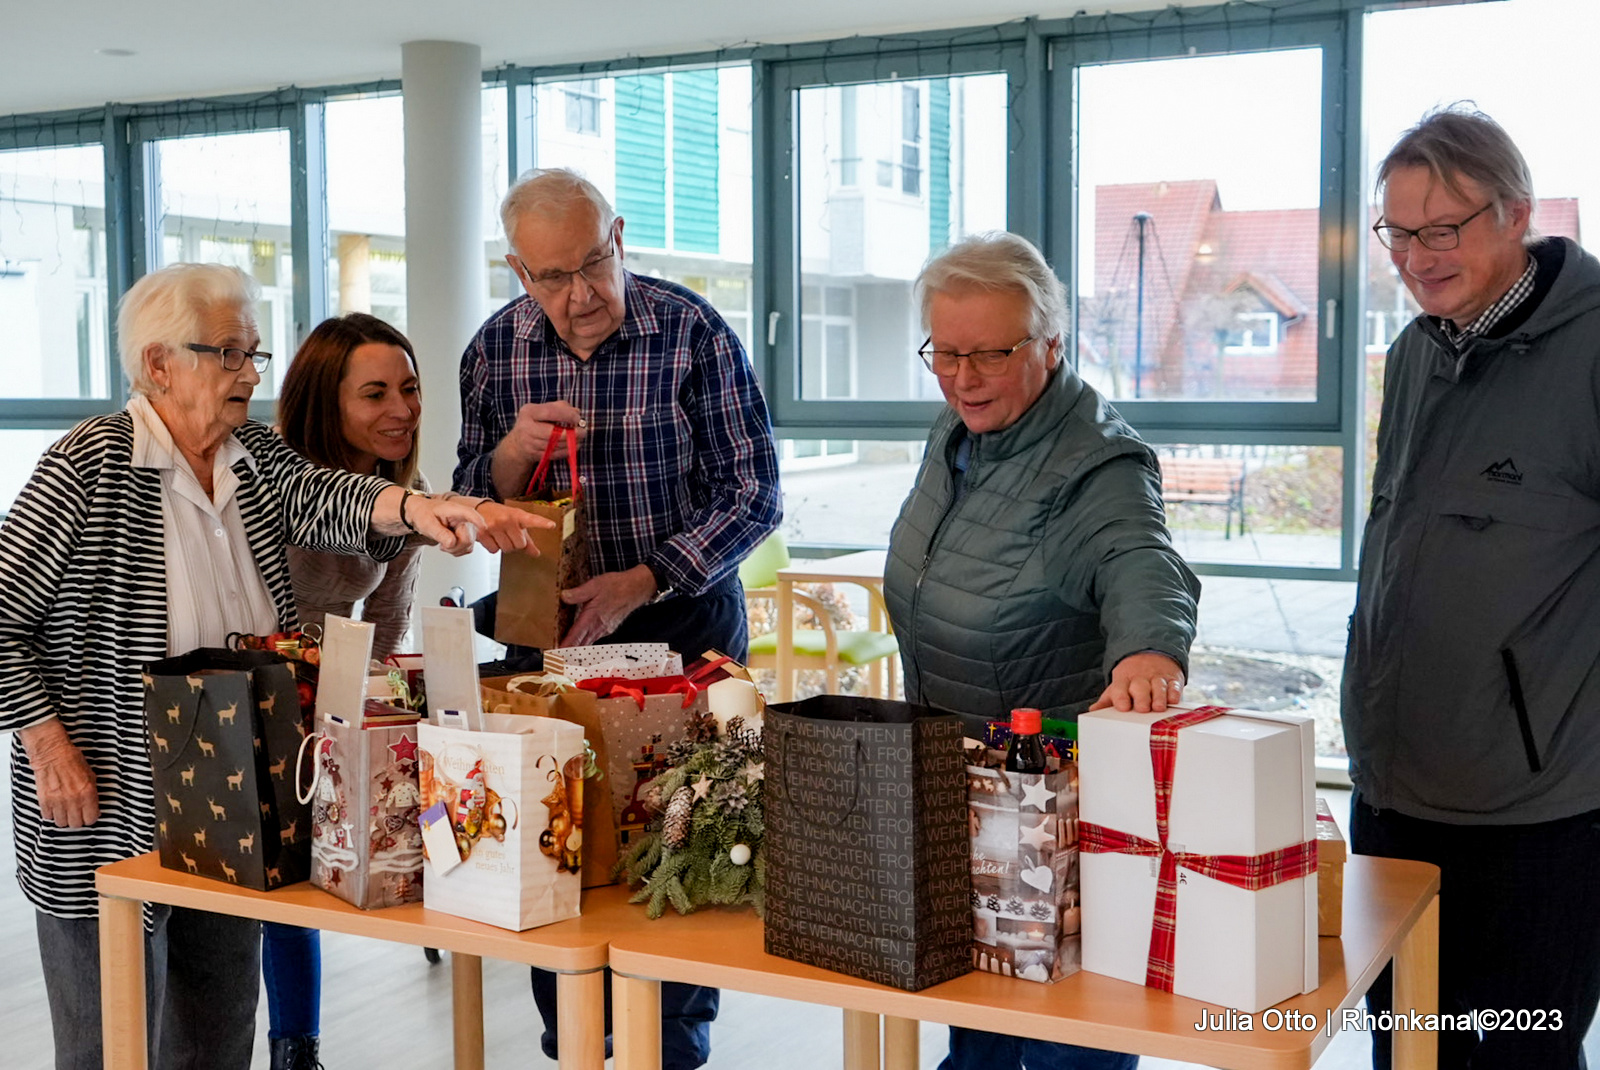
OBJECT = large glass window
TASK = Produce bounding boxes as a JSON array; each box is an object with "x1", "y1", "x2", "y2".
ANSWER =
[
  {"x1": 1362, "y1": 0, "x2": 1598, "y2": 502},
  {"x1": 778, "y1": 438, "x2": 925, "y2": 549},
  {"x1": 794, "y1": 73, "x2": 1008, "y2": 402},
  {"x1": 152, "y1": 130, "x2": 293, "y2": 395},
  {"x1": 0, "y1": 143, "x2": 110, "y2": 399},
  {"x1": 525, "y1": 67, "x2": 755, "y2": 350},
  {"x1": 1075, "y1": 49, "x2": 1324, "y2": 403}
]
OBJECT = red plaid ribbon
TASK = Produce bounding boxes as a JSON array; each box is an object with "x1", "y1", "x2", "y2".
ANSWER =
[{"x1": 1079, "y1": 706, "x2": 1318, "y2": 993}]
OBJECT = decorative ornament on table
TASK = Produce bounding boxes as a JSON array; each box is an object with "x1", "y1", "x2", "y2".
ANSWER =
[{"x1": 616, "y1": 708, "x2": 767, "y2": 918}]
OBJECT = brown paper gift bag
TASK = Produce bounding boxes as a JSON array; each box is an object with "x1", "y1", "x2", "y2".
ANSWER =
[
  {"x1": 480, "y1": 674, "x2": 618, "y2": 888},
  {"x1": 495, "y1": 426, "x2": 590, "y2": 649}
]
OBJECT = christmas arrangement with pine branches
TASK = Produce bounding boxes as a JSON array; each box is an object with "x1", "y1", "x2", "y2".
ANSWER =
[{"x1": 616, "y1": 708, "x2": 766, "y2": 918}]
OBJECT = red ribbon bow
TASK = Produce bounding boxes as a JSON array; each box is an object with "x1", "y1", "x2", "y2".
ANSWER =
[
  {"x1": 1079, "y1": 706, "x2": 1318, "y2": 993},
  {"x1": 576, "y1": 675, "x2": 700, "y2": 711}
]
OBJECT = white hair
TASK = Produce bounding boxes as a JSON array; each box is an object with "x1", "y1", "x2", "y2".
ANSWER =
[
  {"x1": 916, "y1": 232, "x2": 1068, "y2": 343},
  {"x1": 500, "y1": 167, "x2": 616, "y2": 246},
  {"x1": 117, "y1": 263, "x2": 259, "y2": 395}
]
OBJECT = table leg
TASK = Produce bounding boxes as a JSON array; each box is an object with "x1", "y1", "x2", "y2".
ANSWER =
[
  {"x1": 613, "y1": 971, "x2": 662, "y2": 1070},
  {"x1": 557, "y1": 968, "x2": 607, "y2": 1070},
  {"x1": 776, "y1": 578, "x2": 796, "y2": 702},
  {"x1": 450, "y1": 951, "x2": 485, "y2": 1070},
  {"x1": 98, "y1": 894, "x2": 148, "y2": 1070},
  {"x1": 883, "y1": 1015, "x2": 919, "y2": 1070},
  {"x1": 1391, "y1": 892, "x2": 1440, "y2": 1070},
  {"x1": 843, "y1": 1009, "x2": 880, "y2": 1070}
]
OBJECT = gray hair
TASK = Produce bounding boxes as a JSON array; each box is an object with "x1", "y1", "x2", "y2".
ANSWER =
[
  {"x1": 500, "y1": 167, "x2": 616, "y2": 246},
  {"x1": 1377, "y1": 104, "x2": 1535, "y2": 230},
  {"x1": 916, "y1": 232, "x2": 1068, "y2": 344},
  {"x1": 117, "y1": 263, "x2": 260, "y2": 396}
]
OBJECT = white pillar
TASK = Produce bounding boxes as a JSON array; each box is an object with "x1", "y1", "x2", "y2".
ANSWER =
[{"x1": 402, "y1": 40, "x2": 495, "y2": 639}]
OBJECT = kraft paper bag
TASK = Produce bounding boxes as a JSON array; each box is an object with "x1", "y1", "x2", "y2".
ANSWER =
[
  {"x1": 495, "y1": 427, "x2": 589, "y2": 650},
  {"x1": 762, "y1": 696, "x2": 972, "y2": 991},
  {"x1": 417, "y1": 717, "x2": 585, "y2": 931},
  {"x1": 143, "y1": 648, "x2": 311, "y2": 891}
]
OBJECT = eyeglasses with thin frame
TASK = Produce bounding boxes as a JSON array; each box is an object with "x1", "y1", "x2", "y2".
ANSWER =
[
  {"x1": 917, "y1": 335, "x2": 1036, "y2": 377},
  {"x1": 186, "y1": 343, "x2": 272, "y2": 373},
  {"x1": 515, "y1": 231, "x2": 620, "y2": 299},
  {"x1": 1372, "y1": 203, "x2": 1493, "y2": 253}
]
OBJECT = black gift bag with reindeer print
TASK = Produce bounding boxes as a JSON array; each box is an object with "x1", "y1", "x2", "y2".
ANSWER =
[{"x1": 142, "y1": 648, "x2": 312, "y2": 890}]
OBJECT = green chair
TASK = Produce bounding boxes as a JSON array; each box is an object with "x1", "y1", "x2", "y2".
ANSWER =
[{"x1": 739, "y1": 533, "x2": 900, "y2": 699}]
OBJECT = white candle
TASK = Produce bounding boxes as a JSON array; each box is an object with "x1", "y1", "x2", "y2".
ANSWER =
[{"x1": 708, "y1": 677, "x2": 761, "y2": 734}]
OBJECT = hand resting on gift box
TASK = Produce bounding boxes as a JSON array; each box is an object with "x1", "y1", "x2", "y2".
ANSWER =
[
  {"x1": 1089, "y1": 651, "x2": 1186, "y2": 714},
  {"x1": 19, "y1": 718, "x2": 99, "y2": 828}
]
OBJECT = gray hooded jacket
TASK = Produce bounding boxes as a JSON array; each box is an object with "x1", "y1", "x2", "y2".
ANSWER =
[
  {"x1": 884, "y1": 363, "x2": 1199, "y2": 725},
  {"x1": 1344, "y1": 237, "x2": 1600, "y2": 824}
]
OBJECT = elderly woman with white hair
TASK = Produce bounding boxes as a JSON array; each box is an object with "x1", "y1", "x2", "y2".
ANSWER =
[
  {"x1": 884, "y1": 232, "x2": 1200, "y2": 1070},
  {"x1": 0, "y1": 262, "x2": 546, "y2": 1070}
]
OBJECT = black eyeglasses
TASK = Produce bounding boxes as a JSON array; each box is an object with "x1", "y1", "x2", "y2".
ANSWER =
[
  {"x1": 515, "y1": 231, "x2": 620, "y2": 298},
  {"x1": 186, "y1": 343, "x2": 273, "y2": 373},
  {"x1": 1372, "y1": 203, "x2": 1493, "y2": 253},
  {"x1": 917, "y1": 336, "x2": 1035, "y2": 377}
]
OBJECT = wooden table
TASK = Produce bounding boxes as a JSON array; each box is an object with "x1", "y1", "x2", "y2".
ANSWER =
[
  {"x1": 774, "y1": 549, "x2": 892, "y2": 702},
  {"x1": 607, "y1": 856, "x2": 1440, "y2": 1070},
  {"x1": 95, "y1": 854, "x2": 642, "y2": 1070}
]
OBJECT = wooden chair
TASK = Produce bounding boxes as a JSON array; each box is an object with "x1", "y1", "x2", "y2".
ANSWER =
[{"x1": 740, "y1": 534, "x2": 900, "y2": 699}]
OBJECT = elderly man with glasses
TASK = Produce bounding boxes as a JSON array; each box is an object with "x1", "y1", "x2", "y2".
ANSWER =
[
  {"x1": 1345, "y1": 105, "x2": 1600, "y2": 1070},
  {"x1": 453, "y1": 167, "x2": 780, "y2": 1070},
  {"x1": 884, "y1": 230, "x2": 1199, "y2": 1070}
]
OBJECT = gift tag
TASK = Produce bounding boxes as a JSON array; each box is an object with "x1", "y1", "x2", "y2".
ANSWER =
[{"x1": 419, "y1": 801, "x2": 464, "y2": 875}]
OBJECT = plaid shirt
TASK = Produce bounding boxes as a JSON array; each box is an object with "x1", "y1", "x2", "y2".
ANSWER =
[
  {"x1": 454, "y1": 273, "x2": 781, "y2": 597},
  {"x1": 1436, "y1": 253, "x2": 1537, "y2": 356}
]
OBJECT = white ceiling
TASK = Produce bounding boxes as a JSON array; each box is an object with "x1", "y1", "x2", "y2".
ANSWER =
[{"x1": 1, "y1": 0, "x2": 1195, "y2": 116}]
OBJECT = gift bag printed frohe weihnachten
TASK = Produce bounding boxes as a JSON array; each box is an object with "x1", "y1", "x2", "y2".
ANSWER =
[{"x1": 763, "y1": 696, "x2": 972, "y2": 991}]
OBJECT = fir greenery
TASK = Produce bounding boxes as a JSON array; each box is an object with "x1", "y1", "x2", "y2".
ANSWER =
[{"x1": 616, "y1": 716, "x2": 766, "y2": 918}]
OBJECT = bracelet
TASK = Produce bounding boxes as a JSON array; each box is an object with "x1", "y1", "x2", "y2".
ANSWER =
[{"x1": 398, "y1": 489, "x2": 428, "y2": 533}]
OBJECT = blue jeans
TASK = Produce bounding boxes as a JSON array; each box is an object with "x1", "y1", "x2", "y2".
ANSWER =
[
  {"x1": 261, "y1": 921, "x2": 321, "y2": 1039},
  {"x1": 36, "y1": 904, "x2": 260, "y2": 1070},
  {"x1": 939, "y1": 1027, "x2": 1138, "y2": 1070},
  {"x1": 1352, "y1": 791, "x2": 1600, "y2": 1070},
  {"x1": 531, "y1": 967, "x2": 719, "y2": 1070}
]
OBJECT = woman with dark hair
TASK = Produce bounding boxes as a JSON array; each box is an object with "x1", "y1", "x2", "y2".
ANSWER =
[
  {"x1": 261, "y1": 313, "x2": 499, "y2": 1069},
  {"x1": 279, "y1": 313, "x2": 432, "y2": 656}
]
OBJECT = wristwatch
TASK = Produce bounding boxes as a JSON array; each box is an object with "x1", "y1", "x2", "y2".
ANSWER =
[{"x1": 644, "y1": 562, "x2": 674, "y2": 605}]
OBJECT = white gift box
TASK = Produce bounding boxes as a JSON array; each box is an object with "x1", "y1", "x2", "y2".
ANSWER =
[
  {"x1": 1079, "y1": 705, "x2": 1317, "y2": 1013},
  {"x1": 543, "y1": 643, "x2": 683, "y2": 682}
]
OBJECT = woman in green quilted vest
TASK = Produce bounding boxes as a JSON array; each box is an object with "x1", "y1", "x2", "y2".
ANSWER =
[{"x1": 884, "y1": 231, "x2": 1201, "y2": 1070}]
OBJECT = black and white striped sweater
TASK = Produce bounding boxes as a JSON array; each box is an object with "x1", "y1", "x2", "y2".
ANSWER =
[{"x1": 0, "y1": 411, "x2": 402, "y2": 918}]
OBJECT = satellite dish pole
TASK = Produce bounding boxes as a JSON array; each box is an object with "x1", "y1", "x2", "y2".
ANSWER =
[{"x1": 1133, "y1": 211, "x2": 1152, "y2": 399}]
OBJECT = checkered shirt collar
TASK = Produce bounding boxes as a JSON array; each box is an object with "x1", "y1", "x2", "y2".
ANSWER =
[{"x1": 1437, "y1": 254, "x2": 1537, "y2": 347}]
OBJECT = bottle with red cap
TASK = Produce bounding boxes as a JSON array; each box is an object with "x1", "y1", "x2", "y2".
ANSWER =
[{"x1": 1004, "y1": 707, "x2": 1049, "y2": 774}]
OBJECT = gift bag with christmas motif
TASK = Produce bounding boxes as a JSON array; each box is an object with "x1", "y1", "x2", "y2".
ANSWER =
[
  {"x1": 417, "y1": 717, "x2": 585, "y2": 931},
  {"x1": 300, "y1": 717, "x2": 425, "y2": 908},
  {"x1": 143, "y1": 648, "x2": 312, "y2": 890},
  {"x1": 495, "y1": 427, "x2": 589, "y2": 649},
  {"x1": 966, "y1": 751, "x2": 1080, "y2": 983},
  {"x1": 480, "y1": 673, "x2": 618, "y2": 889}
]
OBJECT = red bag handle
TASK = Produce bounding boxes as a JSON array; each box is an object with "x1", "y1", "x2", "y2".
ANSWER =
[{"x1": 524, "y1": 425, "x2": 581, "y2": 498}]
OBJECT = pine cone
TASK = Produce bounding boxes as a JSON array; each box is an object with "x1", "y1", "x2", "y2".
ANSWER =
[
  {"x1": 686, "y1": 708, "x2": 718, "y2": 744},
  {"x1": 662, "y1": 785, "x2": 695, "y2": 850}
]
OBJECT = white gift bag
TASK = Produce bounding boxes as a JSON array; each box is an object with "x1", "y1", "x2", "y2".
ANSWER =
[{"x1": 417, "y1": 717, "x2": 585, "y2": 931}]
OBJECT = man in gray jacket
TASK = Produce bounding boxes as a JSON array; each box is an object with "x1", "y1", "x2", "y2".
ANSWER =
[{"x1": 1345, "y1": 106, "x2": 1600, "y2": 1069}]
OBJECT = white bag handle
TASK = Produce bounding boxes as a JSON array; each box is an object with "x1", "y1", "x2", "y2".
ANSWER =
[{"x1": 295, "y1": 729, "x2": 331, "y2": 805}]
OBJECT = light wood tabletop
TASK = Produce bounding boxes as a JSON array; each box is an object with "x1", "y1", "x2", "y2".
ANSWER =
[
  {"x1": 774, "y1": 549, "x2": 893, "y2": 702},
  {"x1": 95, "y1": 854, "x2": 644, "y2": 1070},
  {"x1": 607, "y1": 855, "x2": 1440, "y2": 1070}
]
